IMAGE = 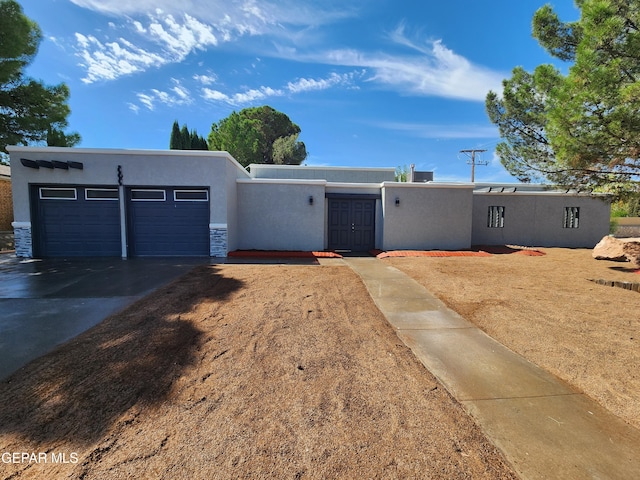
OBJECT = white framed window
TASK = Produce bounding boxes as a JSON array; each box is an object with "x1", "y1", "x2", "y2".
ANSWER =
[
  {"x1": 563, "y1": 206, "x2": 580, "y2": 228},
  {"x1": 39, "y1": 187, "x2": 77, "y2": 200},
  {"x1": 130, "y1": 189, "x2": 166, "y2": 201},
  {"x1": 487, "y1": 206, "x2": 505, "y2": 228},
  {"x1": 86, "y1": 188, "x2": 118, "y2": 200},
  {"x1": 174, "y1": 189, "x2": 208, "y2": 201}
]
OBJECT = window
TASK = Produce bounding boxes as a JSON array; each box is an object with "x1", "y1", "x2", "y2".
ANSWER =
[
  {"x1": 174, "y1": 189, "x2": 208, "y2": 201},
  {"x1": 487, "y1": 206, "x2": 505, "y2": 228},
  {"x1": 563, "y1": 207, "x2": 580, "y2": 228},
  {"x1": 86, "y1": 188, "x2": 118, "y2": 200},
  {"x1": 39, "y1": 187, "x2": 77, "y2": 200},
  {"x1": 131, "y1": 189, "x2": 166, "y2": 201}
]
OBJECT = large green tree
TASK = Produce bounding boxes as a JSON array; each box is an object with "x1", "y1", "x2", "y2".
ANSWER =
[
  {"x1": 208, "y1": 105, "x2": 307, "y2": 166},
  {"x1": 0, "y1": 0, "x2": 79, "y2": 158},
  {"x1": 487, "y1": 0, "x2": 640, "y2": 198}
]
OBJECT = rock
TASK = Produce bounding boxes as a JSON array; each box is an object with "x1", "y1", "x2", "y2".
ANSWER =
[
  {"x1": 623, "y1": 241, "x2": 640, "y2": 267},
  {"x1": 593, "y1": 236, "x2": 629, "y2": 261},
  {"x1": 593, "y1": 235, "x2": 640, "y2": 265}
]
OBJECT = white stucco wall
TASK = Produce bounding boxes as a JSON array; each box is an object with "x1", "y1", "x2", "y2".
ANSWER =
[
  {"x1": 236, "y1": 179, "x2": 326, "y2": 250},
  {"x1": 381, "y1": 182, "x2": 474, "y2": 250},
  {"x1": 471, "y1": 192, "x2": 611, "y2": 247}
]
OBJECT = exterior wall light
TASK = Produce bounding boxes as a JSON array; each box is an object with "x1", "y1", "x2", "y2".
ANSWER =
[
  {"x1": 309, "y1": 195, "x2": 314, "y2": 205},
  {"x1": 395, "y1": 197, "x2": 400, "y2": 206}
]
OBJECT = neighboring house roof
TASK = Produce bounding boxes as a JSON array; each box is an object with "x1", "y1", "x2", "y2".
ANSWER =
[{"x1": 0, "y1": 164, "x2": 10, "y2": 179}]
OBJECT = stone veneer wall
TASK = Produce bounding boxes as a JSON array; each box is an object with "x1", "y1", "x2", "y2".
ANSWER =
[
  {"x1": 12, "y1": 223, "x2": 32, "y2": 257},
  {"x1": 210, "y1": 225, "x2": 228, "y2": 257}
]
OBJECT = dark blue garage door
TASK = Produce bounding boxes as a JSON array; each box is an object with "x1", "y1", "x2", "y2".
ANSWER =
[
  {"x1": 33, "y1": 186, "x2": 122, "y2": 257},
  {"x1": 126, "y1": 187, "x2": 209, "y2": 257}
]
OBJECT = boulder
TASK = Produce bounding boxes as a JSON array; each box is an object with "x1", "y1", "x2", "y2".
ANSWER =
[
  {"x1": 593, "y1": 235, "x2": 640, "y2": 265},
  {"x1": 623, "y1": 241, "x2": 640, "y2": 267}
]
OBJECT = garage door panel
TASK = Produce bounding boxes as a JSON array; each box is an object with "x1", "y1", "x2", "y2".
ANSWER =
[
  {"x1": 34, "y1": 186, "x2": 121, "y2": 257},
  {"x1": 127, "y1": 187, "x2": 209, "y2": 257}
]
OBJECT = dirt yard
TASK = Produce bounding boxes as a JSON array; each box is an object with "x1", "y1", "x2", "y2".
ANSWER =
[
  {"x1": 386, "y1": 248, "x2": 640, "y2": 430},
  {"x1": 0, "y1": 264, "x2": 517, "y2": 479}
]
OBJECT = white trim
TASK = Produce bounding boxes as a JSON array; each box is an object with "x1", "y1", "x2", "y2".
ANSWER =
[
  {"x1": 174, "y1": 189, "x2": 209, "y2": 201},
  {"x1": 130, "y1": 188, "x2": 166, "y2": 201},
  {"x1": 473, "y1": 191, "x2": 608, "y2": 197},
  {"x1": 11, "y1": 221, "x2": 31, "y2": 228},
  {"x1": 382, "y1": 181, "x2": 474, "y2": 189},
  {"x1": 249, "y1": 163, "x2": 395, "y2": 173},
  {"x1": 85, "y1": 188, "x2": 119, "y2": 200},
  {"x1": 237, "y1": 178, "x2": 327, "y2": 186},
  {"x1": 6, "y1": 145, "x2": 251, "y2": 179},
  {"x1": 209, "y1": 223, "x2": 227, "y2": 229},
  {"x1": 39, "y1": 187, "x2": 77, "y2": 200}
]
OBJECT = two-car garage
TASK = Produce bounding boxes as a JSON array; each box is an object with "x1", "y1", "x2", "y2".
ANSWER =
[{"x1": 31, "y1": 185, "x2": 210, "y2": 258}]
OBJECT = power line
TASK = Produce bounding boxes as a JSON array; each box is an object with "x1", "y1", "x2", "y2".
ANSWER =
[{"x1": 460, "y1": 149, "x2": 488, "y2": 182}]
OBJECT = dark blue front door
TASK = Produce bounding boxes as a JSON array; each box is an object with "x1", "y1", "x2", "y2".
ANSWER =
[{"x1": 328, "y1": 198, "x2": 375, "y2": 251}]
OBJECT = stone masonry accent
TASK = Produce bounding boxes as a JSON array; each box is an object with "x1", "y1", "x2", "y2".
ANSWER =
[
  {"x1": 210, "y1": 226, "x2": 228, "y2": 257},
  {"x1": 12, "y1": 223, "x2": 32, "y2": 257}
]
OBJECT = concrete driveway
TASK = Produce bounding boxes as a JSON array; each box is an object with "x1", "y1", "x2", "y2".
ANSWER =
[{"x1": 0, "y1": 254, "x2": 208, "y2": 381}]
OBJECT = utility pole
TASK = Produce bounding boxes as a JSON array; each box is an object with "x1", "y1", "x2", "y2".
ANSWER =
[{"x1": 460, "y1": 149, "x2": 488, "y2": 182}]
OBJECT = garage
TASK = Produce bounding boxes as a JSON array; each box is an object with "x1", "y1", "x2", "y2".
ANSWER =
[
  {"x1": 126, "y1": 187, "x2": 210, "y2": 257},
  {"x1": 31, "y1": 185, "x2": 121, "y2": 257}
]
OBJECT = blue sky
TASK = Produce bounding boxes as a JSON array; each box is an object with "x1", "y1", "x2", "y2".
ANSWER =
[{"x1": 22, "y1": 0, "x2": 580, "y2": 182}]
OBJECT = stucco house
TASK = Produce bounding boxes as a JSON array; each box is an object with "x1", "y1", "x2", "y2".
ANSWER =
[{"x1": 7, "y1": 146, "x2": 611, "y2": 258}]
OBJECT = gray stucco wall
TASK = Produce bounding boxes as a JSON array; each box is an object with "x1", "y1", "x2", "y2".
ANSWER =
[
  {"x1": 471, "y1": 193, "x2": 611, "y2": 247},
  {"x1": 381, "y1": 183, "x2": 474, "y2": 250},
  {"x1": 236, "y1": 180, "x2": 326, "y2": 251}
]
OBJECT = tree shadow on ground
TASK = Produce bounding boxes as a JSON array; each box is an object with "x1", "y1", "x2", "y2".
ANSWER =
[{"x1": 0, "y1": 265, "x2": 243, "y2": 448}]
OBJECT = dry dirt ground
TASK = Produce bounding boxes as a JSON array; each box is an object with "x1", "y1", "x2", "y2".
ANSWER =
[
  {"x1": 386, "y1": 248, "x2": 640, "y2": 431},
  {"x1": 0, "y1": 264, "x2": 517, "y2": 479}
]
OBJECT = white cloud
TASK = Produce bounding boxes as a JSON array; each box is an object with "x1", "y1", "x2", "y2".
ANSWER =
[
  {"x1": 286, "y1": 71, "x2": 361, "y2": 93},
  {"x1": 198, "y1": 71, "x2": 362, "y2": 107},
  {"x1": 69, "y1": 0, "x2": 358, "y2": 30},
  {"x1": 201, "y1": 85, "x2": 284, "y2": 106},
  {"x1": 75, "y1": 12, "x2": 220, "y2": 83},
  {"x1": 285, "y1": 26, "x2": 506, "y2": 102},
  {"x1": 75, "y1": 32, "x2": 166, "y2": 83},
  {"x1": 70, "y1": 1, "x2": 361, "y2": 82},
  {"x1": 193, "y1": 73, "x2": 217, "y2": 85},
  {"x1": 135, "y1": 79, "x2": 193, "y2": 110},
  {"x1": 310, "y1": 42, "x2": 504, "y2": 102}
]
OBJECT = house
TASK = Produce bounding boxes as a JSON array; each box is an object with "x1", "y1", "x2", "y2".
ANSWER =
[{"x1": 7, "y1": 146, "x2": 611, "y2": 258}]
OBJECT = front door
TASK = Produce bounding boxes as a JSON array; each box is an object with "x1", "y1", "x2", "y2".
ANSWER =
[{"x1": 328, "y1": 198, "x2": 375, "y2": 251}]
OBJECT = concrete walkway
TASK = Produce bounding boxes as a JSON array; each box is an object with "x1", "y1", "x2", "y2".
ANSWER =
[{"x1": 344, "y1": 257, "x2": 640, "y2": 480}]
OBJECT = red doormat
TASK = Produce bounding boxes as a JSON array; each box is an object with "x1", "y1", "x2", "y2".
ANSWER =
[{"x1": 228, "y1": 250, "x2": 343, "y2": 258}]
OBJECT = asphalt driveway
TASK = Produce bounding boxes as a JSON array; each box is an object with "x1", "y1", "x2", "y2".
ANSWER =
[{"x1": 0, "y1": 254, "x2": 208, "y2": 381}]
